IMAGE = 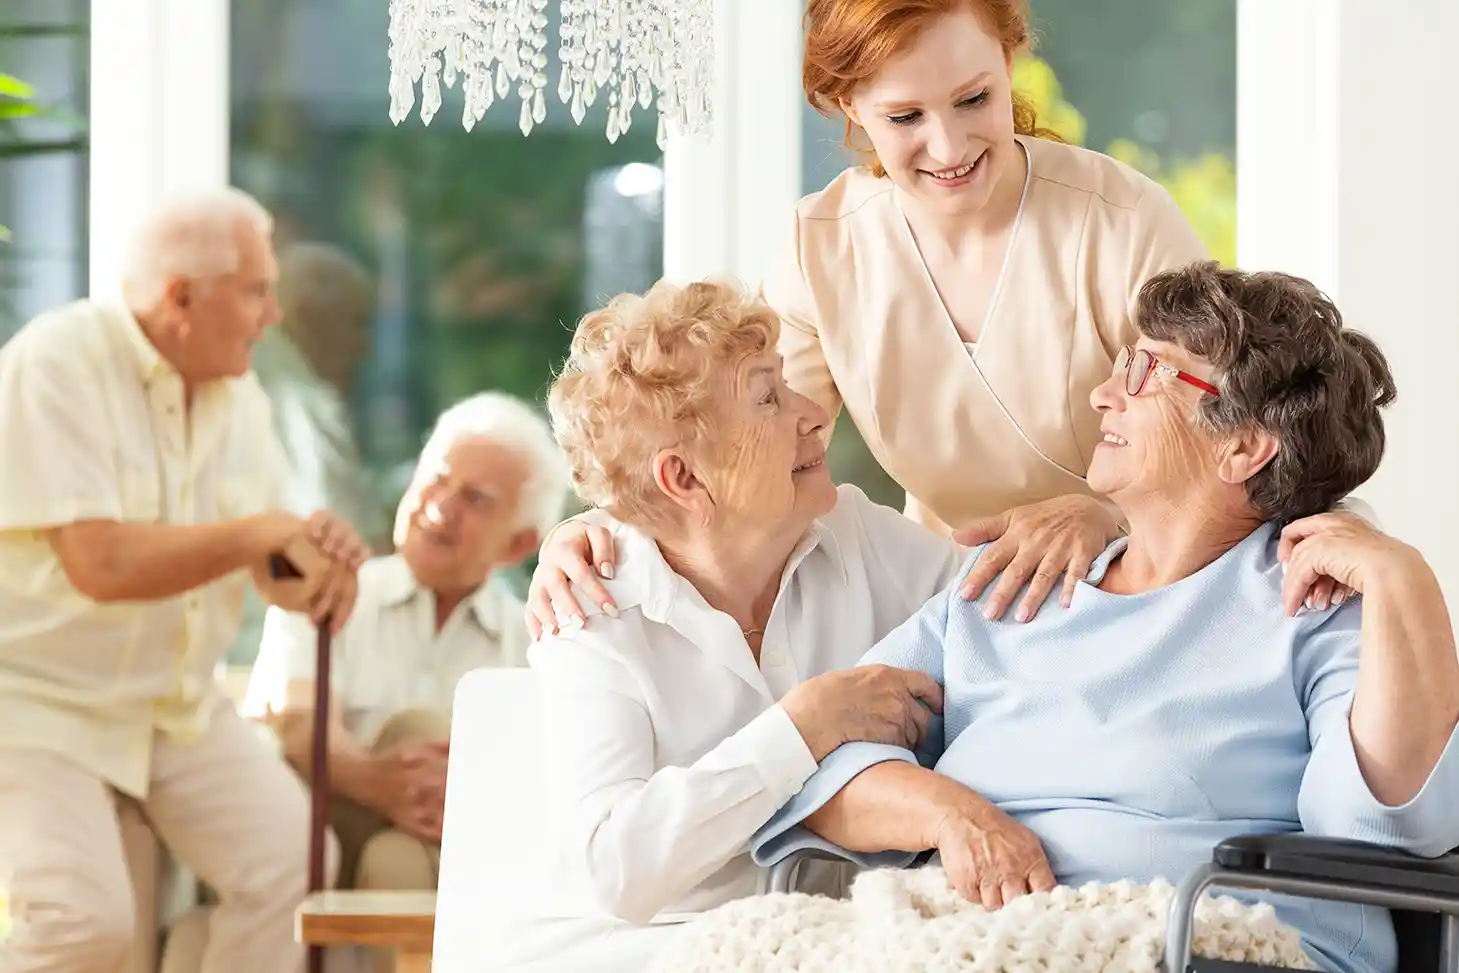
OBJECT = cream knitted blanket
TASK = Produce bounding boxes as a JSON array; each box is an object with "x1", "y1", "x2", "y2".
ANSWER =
[{"x1": 649, "y1": 867, "x2": 1317, "y2": 973}]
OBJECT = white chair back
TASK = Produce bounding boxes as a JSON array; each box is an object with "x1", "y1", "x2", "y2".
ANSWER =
[{"x1": 433, "y1": 666, "x2": 555, "y2": 972}]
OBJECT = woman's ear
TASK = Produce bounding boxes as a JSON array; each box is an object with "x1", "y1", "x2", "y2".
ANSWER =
[
  {"x1": 838, "y1": 97, "x2": 863, "y2": 129},
  {"x1": 1216, "y1": 427, "x2": 1280, "y2": 486},
  {"x1": 651, "y1": 447, "x2": 713, "y2": 520}
]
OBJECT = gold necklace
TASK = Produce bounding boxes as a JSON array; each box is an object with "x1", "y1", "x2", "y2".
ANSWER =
[{"x1": 742, "y1": 627, "x2": 764, "y2": 638}]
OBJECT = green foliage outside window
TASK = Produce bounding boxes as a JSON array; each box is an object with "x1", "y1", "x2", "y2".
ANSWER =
[{"x1": 1014, "y1": 56, "x2": 1236, "y2": 265}]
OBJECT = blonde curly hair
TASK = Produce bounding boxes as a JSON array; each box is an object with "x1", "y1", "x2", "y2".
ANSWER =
[{"x1": 549, "y1": 279, "x2": 781, "y2": 530}]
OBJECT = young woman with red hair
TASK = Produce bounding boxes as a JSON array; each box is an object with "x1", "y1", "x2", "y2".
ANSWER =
[{"x1": 769, "y1": 0, "x2": 1205, "y2": 607}]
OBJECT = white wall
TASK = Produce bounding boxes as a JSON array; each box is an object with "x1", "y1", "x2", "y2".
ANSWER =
[
  {"x1": 663, "y1": 0, "x2": 803, "y2": 288},
  {"x1": 1239, "y1": 0, "x2": 1459, "y2": 620},
  {"x1": 89, "y1": 0, "x2": 228, "y2": 300}
]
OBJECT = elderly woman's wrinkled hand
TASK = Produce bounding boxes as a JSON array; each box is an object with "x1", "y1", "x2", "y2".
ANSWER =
[
  {"x1": 526, "y1": 519, "x2": 618, "y2": 639},
  {"x1": 954, "y1": 495, "x2": 1121, "y2": 622},
  {"x1": 780, "y1": 664, "x2": 944, "y2": 761},
  {"x1": 1278, "y1": 511, "x2": 1418, "y2": 616},
  {"x1": 933, "y1": 803, "x2": 1056, "y2": 910}
]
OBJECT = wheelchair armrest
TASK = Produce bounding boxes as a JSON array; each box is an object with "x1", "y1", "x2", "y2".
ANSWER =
[
  {"x1": 1214, "y1": 833, "x2": 1459, "y2": 896},
  {"x1": 766, "y1": 846, "x2": 862, "y2": 895}
]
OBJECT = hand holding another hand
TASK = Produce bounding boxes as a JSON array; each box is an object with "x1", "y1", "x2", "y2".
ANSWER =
[
  {"x1": 781, "y1": 664, "x2": 944, "y2": 761},
  {"x1": 373, "y1": 740, "x2": 450, "y2": 844}
]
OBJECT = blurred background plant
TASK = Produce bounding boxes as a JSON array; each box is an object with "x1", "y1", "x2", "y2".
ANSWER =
[
  {"x1": 0, "y1": 72, "x2": 41, "y2": 243},
  {"x1": 1013, "y1": 56, "x2": 1236, "y2": 265}
]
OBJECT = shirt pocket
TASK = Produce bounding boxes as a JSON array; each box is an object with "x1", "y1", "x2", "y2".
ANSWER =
[
  {"x1": 216, "y1": 472, "x2": 273, "y2": 520},
  {"x1": 118, "y1": 468, "x2": 163, "y2": 523}
]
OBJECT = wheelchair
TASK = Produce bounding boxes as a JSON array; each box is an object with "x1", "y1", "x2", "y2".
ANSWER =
[{"x1": 766, "y1": 833, "x2": 1459, "y2": 973}]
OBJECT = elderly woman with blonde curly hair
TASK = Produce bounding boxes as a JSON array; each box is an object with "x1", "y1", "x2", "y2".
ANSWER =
[{"x1": 513, "y1": 279, "x2": 974, "y2": 971}]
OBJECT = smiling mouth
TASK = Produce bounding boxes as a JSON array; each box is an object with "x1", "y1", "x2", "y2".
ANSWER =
[
  {"x1": 1101, "y1": 433, "x2": 1129, "y2": 447},
  {"x1": 792, "y1": 458, "x2": 825, "y2": 474},
  {"x1": 924, "y1": 150, "x2": 987, "y2": 182}
]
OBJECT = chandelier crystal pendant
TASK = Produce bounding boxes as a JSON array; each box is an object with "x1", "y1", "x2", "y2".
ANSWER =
[{"x1": 387, "y1": 0, "x2": 715, "y2": 149}]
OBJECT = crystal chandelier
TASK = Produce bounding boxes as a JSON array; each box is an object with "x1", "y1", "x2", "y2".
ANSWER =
[{"x1": 387, "y1": 0, "x2": 715, "y2": 149}]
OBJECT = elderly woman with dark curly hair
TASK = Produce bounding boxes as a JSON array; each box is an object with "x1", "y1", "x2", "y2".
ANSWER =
[{"x1": 753, "y1": 261, "x2": 1459, "y2": 973}]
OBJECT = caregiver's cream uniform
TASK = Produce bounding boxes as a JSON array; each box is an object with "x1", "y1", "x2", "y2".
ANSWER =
[
  {"x1": 768, "y1": 136, "x2": 1208, "y2": 536},
  {"x1": 514, "y1": 485, "x2": 964, "y2": 972}
]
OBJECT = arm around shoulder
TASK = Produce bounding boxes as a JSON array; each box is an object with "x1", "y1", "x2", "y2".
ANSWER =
[{"x1": 1296, "y1": 568, "x2": 1459, "y2": 857}]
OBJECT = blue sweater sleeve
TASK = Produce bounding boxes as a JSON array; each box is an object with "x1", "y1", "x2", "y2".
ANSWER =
[
  {"x1": 1296, "y1": 601, "x2": 1459, "y2": 857},
  {"x1": 750, "y1": 554, "x2": 973, "y2": 869}
]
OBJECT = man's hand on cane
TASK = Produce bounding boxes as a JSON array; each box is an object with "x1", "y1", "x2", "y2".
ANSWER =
[{"x1": 252, "y1": 510, "x2": 369, "y2": 630}]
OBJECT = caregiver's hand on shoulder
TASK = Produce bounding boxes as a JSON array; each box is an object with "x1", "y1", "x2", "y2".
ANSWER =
[
  {"x1": 780, "y1": 665, "x2": 944, "y2": 762},
  {"x1": 525, "y1": 519, "x2": 618, "y2": 639},
  {"x1": 933, "y1": 802, "x2": 1056, "y2": 911},
  {"x1": 1278, "y1": 511, "x2": 1422, "y2": 616},
  {"x1": 954, "y1": 495, "x2": 1121, "y2": 622}
]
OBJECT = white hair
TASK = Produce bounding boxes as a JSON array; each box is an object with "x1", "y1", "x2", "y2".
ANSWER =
[
  {"x1": 121, "y1": 187, "x2": 274, "y2": 312},
  {"x1": 420, "y1": 392, "x2": 572, "y2": 541}
]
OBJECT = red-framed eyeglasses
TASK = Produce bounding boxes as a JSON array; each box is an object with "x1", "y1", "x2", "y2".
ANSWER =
[{"x1": 1115, "y1": 346, "x2": 1220, "y2": 397}]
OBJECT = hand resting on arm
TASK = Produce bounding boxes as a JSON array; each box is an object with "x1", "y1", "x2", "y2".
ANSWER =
[
  {"x1": 753, "y1": 551, "x2": 1055, "y2": 910},
  {"x1": 532, "y1": 629, "x2": 942, "y2": 924}
]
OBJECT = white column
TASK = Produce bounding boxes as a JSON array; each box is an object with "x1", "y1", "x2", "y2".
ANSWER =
[
  {"x1": 663, "y1": 0, "x2": 803, "y2": 287},
  {"x1": 89, "y1": 0, "x2": 230, "y2": 300},
  {"x1": 1238, "y1": 0, "x2": 1459, "y2": 617}
]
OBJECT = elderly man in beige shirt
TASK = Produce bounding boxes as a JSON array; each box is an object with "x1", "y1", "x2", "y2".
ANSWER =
[
  {"x1": 0, "y1": 188, "x2": 369, "y2": 973},
  {"x1": 246, "y1": 392, "x2": 568, "y2": 913}
]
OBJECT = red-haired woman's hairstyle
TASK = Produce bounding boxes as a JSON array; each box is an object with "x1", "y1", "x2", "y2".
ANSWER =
[{"x1": 803, "y1": 0, "x2": 1061, "y2": 176}]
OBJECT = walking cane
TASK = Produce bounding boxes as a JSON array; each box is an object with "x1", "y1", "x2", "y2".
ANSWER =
[
  {"x1": 267, "y1": 551, "x2": 332, "y2": 973},
  {"x1": 307, "y1": 617, "x2": 332, "y2": 973}
]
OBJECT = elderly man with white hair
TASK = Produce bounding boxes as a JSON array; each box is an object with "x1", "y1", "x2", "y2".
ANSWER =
[
  {"x1": 245, "y1": 392, "x2": 569, "y2": 916},
  {"x1": 0, "y1": 186, "x2": 370, "y2": 973}
]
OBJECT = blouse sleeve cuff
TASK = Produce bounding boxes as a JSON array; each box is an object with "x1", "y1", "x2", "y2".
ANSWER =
[
  {"x1": 1304, "y1": 716, "x2": 1459, "y2": 857},
  {"x1": 738, "y1": 703, "x2": 820, "y2": 805},
  {"x1": 749, "y1": 741, "x2": 919, "y2": 866}
]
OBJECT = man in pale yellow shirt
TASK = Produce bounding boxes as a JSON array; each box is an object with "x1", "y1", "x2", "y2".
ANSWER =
[
  {"x1": 0, "y1": 188, "x2": 369, "y2": 973},
  {"x1": 245, "y1": 393, "x2": 568, "y2": 971}
]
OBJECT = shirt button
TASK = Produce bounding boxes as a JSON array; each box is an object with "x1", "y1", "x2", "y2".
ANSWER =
[{"x1": 765, "y1": 651, "x2": 788, "y2": 668}]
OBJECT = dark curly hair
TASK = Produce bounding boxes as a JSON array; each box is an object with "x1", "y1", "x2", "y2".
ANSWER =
[{"x1": 1136, "y1": 260, "x2": 1396, "y2": 524}]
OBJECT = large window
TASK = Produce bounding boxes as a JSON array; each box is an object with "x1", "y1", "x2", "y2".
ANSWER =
[
  {"x1": 0, "y1": 0, "x2": 89, "y2": 342},
  {"x1": 802, "y1": 0, "x2": 1237, "y2": 509},
  {"x1": 228, "y1": 0, "x2": 665, "y2": 660}
]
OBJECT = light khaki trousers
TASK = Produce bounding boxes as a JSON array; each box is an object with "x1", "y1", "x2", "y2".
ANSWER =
[{"x1": 0, "y1": 703, "x2": 338, "y2": 973}]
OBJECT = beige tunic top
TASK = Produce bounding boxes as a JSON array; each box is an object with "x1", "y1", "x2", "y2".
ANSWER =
[{"x1": 766, "y1": 136, "x2": 1208, "y2": 535}]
